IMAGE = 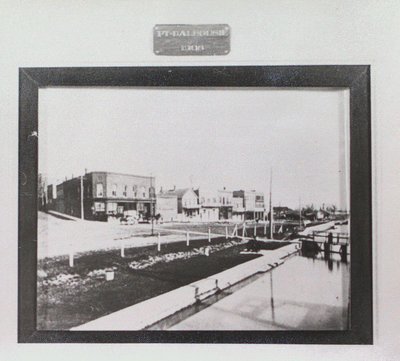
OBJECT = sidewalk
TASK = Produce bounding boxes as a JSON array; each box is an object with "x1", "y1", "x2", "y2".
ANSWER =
[
  {"x1": 72, "y1": 243, "x2": 300, "y2": 331},
  {"x1": 38, "y1": 212, "x2": 223, "y2": 259}
]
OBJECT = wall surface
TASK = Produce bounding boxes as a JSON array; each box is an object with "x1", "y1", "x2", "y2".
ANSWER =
[
  {"x1": 156, "y1": 196, "x2": 178, "y2": 221},
  {"x1": 1, "y1": 1, "x2": 399, "y2": 360}
]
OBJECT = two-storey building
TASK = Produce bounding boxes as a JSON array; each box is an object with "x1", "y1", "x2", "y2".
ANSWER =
[
  {"x1": 196, "y1": 188, "x2": 220, "y2": 222},
  {"x1": 47, "y1": 171, "x2": 155, "y2": 221},
  {"x1": 232, "y1": 196, "x2": 245, "y2": 221},
  {"x1": 217, "y1": 188, "x2": 233, "y2": 220},
  {"x1": 157, "y1": 188, "x2": 200, "y2": 222},
  {"x1": 233, "y1": 190, "x2": 265, "y2": 221}
]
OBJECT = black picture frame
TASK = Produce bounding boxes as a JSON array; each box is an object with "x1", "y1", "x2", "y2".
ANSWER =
[{"x1": 18, "y1": 65, "x2": 372, "y2": 344}]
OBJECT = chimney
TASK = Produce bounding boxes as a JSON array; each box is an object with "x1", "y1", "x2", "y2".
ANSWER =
[
  {"x1": 85, "y1": 168, "x2": 88, "y2": 174},
  {"x1": 173, "y1": 185, "x2": 176, "y2": 191},
  {"x1": 160, "y1": 186, "x2": 163, "y2": 194}
]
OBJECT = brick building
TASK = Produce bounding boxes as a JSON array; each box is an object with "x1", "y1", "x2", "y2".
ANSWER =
[{"x1": 47, "y1": 171, "x2": 155, "y2": 221}]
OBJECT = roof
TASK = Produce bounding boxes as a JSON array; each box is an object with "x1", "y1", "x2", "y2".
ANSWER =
[
  {"x1": 89, "y1": 171, "x2": 154, "y2": 180},
  {"x1": 162, "y1": 188, "x2": 195, "y2": 198},
  {"x1": 157, "y1": 193, "x2": 177, "y2": 198},
  {"x1": 274, "y1": 206, "x2": 293, "y2": 212}
]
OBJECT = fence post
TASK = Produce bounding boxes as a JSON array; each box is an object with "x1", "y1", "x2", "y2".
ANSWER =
[
  {"x1": 208, "y1": 227, "x2": 211, "y2": 243},
  {"x1": 69, "y1": 248, "x2": 74, "y2": 268},
  {"x1": 225, "y1": 226, "x2": 228, "y2": 239},
  {"x1": 157, "y1": 232, "x2": 161, "y2": 252},
  {"x1": 121, "y1": 240, "x2": 125, "y2": 258},
  {"x1": 254, "y1": 223, "x2": 257, "y2": 237},
  {"x1": 264, "y1": 222, "x2": 267, "y2": 236},
  {"x1": 232, "y1": 224, "x2": 237, "y2": 237},
  {"x1": 186, "y1": 231, "x2": 190, "y2": 246},
  {"x1": 243, "y1": 223, "x2": 246, "y2": 237}
]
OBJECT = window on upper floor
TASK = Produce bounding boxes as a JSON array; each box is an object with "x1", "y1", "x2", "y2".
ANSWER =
[
  {"x1": 149, "y1": 186, "x2": 155, "y2": 198},
  {"x1": 123, "y1": 185, "x2": 127, "y2": 197},
  {"x1": 96, "y1": 183, "x2": 103, "y2": 197},
  {"x1": 112, "y1": 184, "x2": 117, "y2": 197}
]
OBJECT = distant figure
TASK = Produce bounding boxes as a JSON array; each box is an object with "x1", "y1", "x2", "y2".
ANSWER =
[{"x1": 247, "y1": 235, "x2": 260, "y2": 253}]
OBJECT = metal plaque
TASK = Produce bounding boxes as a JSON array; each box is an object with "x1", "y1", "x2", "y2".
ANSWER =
[{"x1": 154, "y1": 24, "x2": 230, "y2": 56}]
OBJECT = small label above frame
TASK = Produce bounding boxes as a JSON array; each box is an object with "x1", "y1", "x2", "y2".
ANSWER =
[{"x1": 153, "y1": 24, "x2": 230, "y2": 56}]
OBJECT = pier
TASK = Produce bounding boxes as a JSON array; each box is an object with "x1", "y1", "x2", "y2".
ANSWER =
[{"x1": 301, "y1": 230, "x2": 350, "y2": 256}]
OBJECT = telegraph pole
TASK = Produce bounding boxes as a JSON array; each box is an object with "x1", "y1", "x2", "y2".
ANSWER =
[
  {"x1": 269, "y1": 168, "x2": 273, "y2": 240},
  {"x1": 80, "y1": 175, "x2": 84, "y2": 220},
  {"x1": 150, "y1": 174, "x2": 154, "y2": 236}
]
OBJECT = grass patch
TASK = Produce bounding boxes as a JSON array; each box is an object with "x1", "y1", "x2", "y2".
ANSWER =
[{"x1": 37, "y1": 237, "x2": 288, "y2": 330}]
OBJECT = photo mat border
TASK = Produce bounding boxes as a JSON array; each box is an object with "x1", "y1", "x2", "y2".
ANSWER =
[{"x1": 18, "y1": 65, "x2": 372, "y2": 344}]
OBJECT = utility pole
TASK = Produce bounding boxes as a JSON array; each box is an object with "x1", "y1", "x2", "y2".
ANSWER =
[
  {"x1": 150, "y1": 174, "x2": 154, "y2": 236},
  {"x1": 269, "y1": 168, "x2": 273, "y2": 240},
  {"x1": 80, "y1": 175, "x2": 84, "y2": 220}
]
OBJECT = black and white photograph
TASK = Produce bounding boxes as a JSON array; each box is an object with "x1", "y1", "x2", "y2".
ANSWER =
[
  {"x1": 36, "y1": 85, "x2": 351, "y2": 332},
  {"x1": 3, "y1": 1, "x2": 400, "y2": 359}
]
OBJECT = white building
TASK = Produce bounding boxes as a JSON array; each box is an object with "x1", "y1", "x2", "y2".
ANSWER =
[
  {"x1": 233, "y1": 190, "x2": 265, "y2": 220},
  {"x1": 158, "y1": 188, "x2": 200, "y2": 222},
  {"x1": 197, "y1": 188, "x2": 220, "y2": 222},
  {"x1": 232, "y1": 197, "x2": 245, "y2": 222}
]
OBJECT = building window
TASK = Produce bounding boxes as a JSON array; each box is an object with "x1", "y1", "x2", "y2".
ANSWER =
[
  {"x1": 112, "y1": 184, "x2": 117, "y2": 197},
  {"x1": 96, "y1": 183, "x2": 103, "y2": 197},
  {"x1": 149, "y1": 186, "x2": 155, "y2": 198},
  {"x1": 140, "y1": 186, "x2": 146, "y2": 198},
  {"x1": 123, "y1": 185, "x2": 127, "y2": 197},
  {"x1": 107, "y1": 202, "x2": 117, "y2": 214},
  {"x1": 132, "y1": 185, "x2": 137, "y2": 197},
  {"x1": 94, "y1": 202, "x2": 105, "y2": 212}
]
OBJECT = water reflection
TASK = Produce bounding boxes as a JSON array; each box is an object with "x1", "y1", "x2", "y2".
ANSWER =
[
  {"x1": 301, "y1": 248, "x2": 349, "y2": 269},
  {"x1": 269, "y1": 272, "x2": 275, "y2": 323},
  {"x1": 265, "y1": 250, "x2": 350, "y2": 330},
  {"x1": 169, "y1": 251, "x2": 350, "y2": 330}
]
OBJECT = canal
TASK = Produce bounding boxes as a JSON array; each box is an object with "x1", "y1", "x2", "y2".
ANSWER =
[{"x1": 167, "y1": 251, "x2": 350, "y2": 330}]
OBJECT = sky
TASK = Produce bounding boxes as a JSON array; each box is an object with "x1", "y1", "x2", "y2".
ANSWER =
[{"x1": 39, "y1": 87, "x2": 349, "y2": 210}]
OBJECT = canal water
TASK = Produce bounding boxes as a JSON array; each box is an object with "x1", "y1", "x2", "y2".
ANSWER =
[{"x1": 168, "y1": 251, "x2": 350, "y2": 330}]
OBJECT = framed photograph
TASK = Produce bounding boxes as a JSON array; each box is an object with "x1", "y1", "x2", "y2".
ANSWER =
[{"x1": 19, "y1": 65, "x2": 372, "y2": 343}]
